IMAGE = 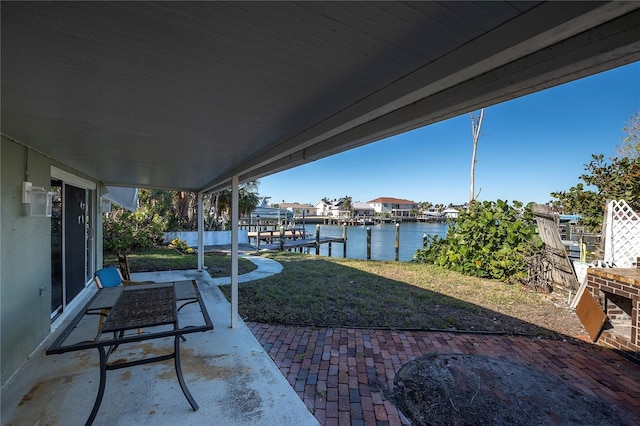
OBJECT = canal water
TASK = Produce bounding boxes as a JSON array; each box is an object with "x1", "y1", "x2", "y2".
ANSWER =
[{"x1": 299, "y1": 222, "x2": 449, "y2": 262}]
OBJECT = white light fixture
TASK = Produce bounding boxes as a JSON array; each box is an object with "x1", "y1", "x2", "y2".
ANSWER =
[{"x1": 22, "y1": 181, "x2": 55, "y2": 217}]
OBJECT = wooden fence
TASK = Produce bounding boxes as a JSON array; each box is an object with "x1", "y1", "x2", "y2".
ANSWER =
[{"x1": 532, "y1": 204, "x2": 579, "y2": 291}]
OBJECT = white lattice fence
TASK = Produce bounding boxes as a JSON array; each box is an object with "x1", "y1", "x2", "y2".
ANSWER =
[{"x1": 604, "y1": 200, "x2": 640, "y2": 268}]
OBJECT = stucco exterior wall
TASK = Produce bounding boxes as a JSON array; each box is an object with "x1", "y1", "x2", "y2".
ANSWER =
[{"x1": 1, "y1": 137, "x2": 53, "y2": 386}]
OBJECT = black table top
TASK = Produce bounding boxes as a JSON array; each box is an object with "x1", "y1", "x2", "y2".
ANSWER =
[
  {"x1": 46, "y1": 280, "x2": 213, "y2": 355},
  {"x1": 101, "y1": 285, "x2": 177, "y2": 332}
]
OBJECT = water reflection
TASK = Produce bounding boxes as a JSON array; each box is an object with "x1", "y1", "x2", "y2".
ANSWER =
[{"x1": 307, "y1": 222, "x2": 449, "y2": 262}]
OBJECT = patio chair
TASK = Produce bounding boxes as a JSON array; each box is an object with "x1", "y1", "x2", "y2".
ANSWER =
[
  {"x1": 94, "y1": 265, "x2": 152, "y2": 289},
  {"x1": 117, "y1": 253, "x2": 133, "y2": 281},
  {"x1": 93, "y1": 266, "x2": 151, "y2": 332}
]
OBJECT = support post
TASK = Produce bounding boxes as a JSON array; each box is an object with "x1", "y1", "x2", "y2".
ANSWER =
[
  {"x1": 366, "y1": 227, "x2": 371, "y2": 260},
  {"x1": 328, "y1": 242, "x2": 332, "y2": 257},
  {"x1": 231, "y1": 175, "x2": 239, "y2": 329},
  {"x1": 315, "y1": 224, "x2": 320, "y2": 255},
  {"x1": 197, "y1": 192, "x2": 204, "y2": 271}
]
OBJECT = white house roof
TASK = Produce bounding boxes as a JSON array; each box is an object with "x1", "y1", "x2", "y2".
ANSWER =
[
  {"x1": 280, "y1": 203, "x2": 314, "y2": 210},
  {"x1": 368, "y1": 197, "x2": 418, "y2": 205},
  {"x1": 2, "y1": 2, "x2": 639, "y2": 192},
  {"x1": 353, "y1": 202, "x2": 375, "y2": 211}
]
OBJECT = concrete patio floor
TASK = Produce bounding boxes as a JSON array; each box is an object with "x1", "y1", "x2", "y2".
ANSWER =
[{"x1": 1, "y1": 266, "x2": 317, "y2": 426}]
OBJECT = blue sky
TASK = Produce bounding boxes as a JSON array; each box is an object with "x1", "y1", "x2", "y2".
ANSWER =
[{"x1": 259, "y1": 62, "x2": 640, "y2": 206}]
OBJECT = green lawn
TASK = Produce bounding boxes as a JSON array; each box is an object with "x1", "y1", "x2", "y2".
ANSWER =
[
  {"x1": 218, "y1": 251, "x2": 577, "y2": 338},
  {"x1": 104, "y1": 247, "x2": 257, "y2": 277},
  {"x1": 108, "y1": 248, "x2": 578, "y2": 338}
]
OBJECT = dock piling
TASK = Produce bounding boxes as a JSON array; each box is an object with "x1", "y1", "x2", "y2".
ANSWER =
[
  {"x1": 279, "y1": 226, "x2": 285, "y2": 251},
  {"x1": 395, "y1": 223, "x2": 400, "y2": 261},
  {"x1": 343, "y1": 224, "x2": 347, "y2": 258},
  {"x1": 256, "y1": 216, "x2": 260, "y2": 252}
]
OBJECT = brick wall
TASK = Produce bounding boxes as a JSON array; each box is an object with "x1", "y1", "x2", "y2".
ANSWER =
[
  {"x1": 606, "y1": 294, "x2": 632, "y2": 324},
  {"x1": 586, "y1": 267, "x2": 640, "y2": 363}
]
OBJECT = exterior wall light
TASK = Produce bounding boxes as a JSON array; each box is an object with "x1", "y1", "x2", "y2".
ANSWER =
[{"x1": 22, "y1": 181, "x2": 55, "y2": 217}]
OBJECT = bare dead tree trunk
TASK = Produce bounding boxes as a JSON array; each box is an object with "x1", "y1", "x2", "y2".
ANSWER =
[{"x1": 470, "y1": 108, "x2": 484, "y2": 204}]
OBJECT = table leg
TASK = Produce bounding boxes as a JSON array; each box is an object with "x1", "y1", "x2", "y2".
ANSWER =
[
  {"x1": 174, "y1": 335, "x2": 199, "y2": 411},
  {"x1": 86, "y1": 346, "x2": 108, "y2": 425}
]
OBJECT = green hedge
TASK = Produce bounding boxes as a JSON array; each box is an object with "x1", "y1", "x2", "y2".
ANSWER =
[{"x1": 413, "y1": 200, "x2": 542, "y2": 282}]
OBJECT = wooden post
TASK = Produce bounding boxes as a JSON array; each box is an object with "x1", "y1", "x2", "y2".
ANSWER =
[
  {"x1": 395, "y1": 223, "x2": 400, "y2": 261},
  {"x1": 343, "y1": 223, "x2": 347, "y2": 258},
  {"x1": 366, "y1": 227, "x2": 371, "y2": 260},
  {"x1": 328, "y1": 242, "x2": 332, "y2": 257},
  {"x1": 256, "y1": 216, "x2": 260, "y2": 252},
  {"x1": 315, "y1": 224, "x2": 320, "y2": 255},
  {"x1": 279, "y1": 226, "x2": 285, "y2": 251}
]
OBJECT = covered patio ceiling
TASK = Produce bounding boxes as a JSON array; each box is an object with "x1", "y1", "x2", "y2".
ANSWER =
[{"x1": 2, "y1": 1, "x2": 640, "y2": 194}]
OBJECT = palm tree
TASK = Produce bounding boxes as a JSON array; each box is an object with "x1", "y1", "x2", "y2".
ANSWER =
[
  {"x1": 419, "y1": 201, "x2": 433, "y2": 213},
  {"x1": 237, "y1": 180, "x2": 260, "y2": 218},
  {"x1": 341, "y1": 196, "x2": 353, "y2": 219},
  {"x1": 206, "y1": 180, "x2": 260, "y2": 230},
  {"x1": 173, "y1": 191, "x2": 197, "y2": 230}
]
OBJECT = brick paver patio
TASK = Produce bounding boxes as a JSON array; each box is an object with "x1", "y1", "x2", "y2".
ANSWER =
[{"x1": 248, "y1": 323, "x2": 640, "y2": 426}]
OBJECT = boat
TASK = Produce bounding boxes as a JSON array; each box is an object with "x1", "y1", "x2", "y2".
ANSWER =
[
  {"x1": 356, "y1": 218, "x2": 375, "y2": 225},
  {"x1": 250, "y1": 197, "x2": 294, "y2": 222}
]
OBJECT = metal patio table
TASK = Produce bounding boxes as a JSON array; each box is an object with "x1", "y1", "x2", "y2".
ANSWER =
[{"x1": 46, "y1": 280, "x2": 213, "y2": 426}]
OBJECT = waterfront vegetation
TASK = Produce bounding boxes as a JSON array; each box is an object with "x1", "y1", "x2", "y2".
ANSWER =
[{"x1": 414, "y1": 200, "x2": 541, "y2": 282}]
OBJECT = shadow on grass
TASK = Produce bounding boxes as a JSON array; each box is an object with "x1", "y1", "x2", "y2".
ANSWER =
[
  {"x1": 219, "y1": 252, "x2": 582, "y2": 339},
  {"x1": 104, "y1": 248, "x2": 257, "y2": 277}
]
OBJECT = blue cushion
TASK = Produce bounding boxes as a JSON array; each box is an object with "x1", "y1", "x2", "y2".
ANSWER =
[{"x1": 95, "y1": 266, "x2": 122, "y2": 288}]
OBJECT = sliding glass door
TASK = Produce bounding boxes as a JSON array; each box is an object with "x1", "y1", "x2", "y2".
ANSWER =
[{"x1": 51, "y1": 179, "x2": 93, "y2": 319}]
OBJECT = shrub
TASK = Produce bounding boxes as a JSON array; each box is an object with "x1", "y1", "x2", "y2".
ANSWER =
[
  {"x1": 103, "y1": 208, "x2": 166, "y2": 254},
  {"x1": 413, "y1": 200, "x2": 542, "y2": 282},
  {"x1": 169, "y1": 238, "x2": 195, "y2": 254}
]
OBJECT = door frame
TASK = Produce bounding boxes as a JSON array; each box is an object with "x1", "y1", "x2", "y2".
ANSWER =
[{"x1": 50, "y1": 167, "x2": 97, "y2": 318}]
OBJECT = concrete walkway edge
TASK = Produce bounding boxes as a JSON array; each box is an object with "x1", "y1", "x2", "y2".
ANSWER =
[{"x1": 212, "y1": 254, "x2": 283, "y2": 285}]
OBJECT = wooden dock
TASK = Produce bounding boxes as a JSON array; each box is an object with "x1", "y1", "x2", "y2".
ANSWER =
[
  {"x1": 247, "y1": 224, "x2": 349, "y2": 257},
  {"x1": 248, "y1": 228, "x2": 308, "y2": 244},
  {"x1": 250, "y1": 232, "x2": 347, "y2": 257},
  {"x1": 281, "y1": 236, "x2": 345, "y2": 250}
]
